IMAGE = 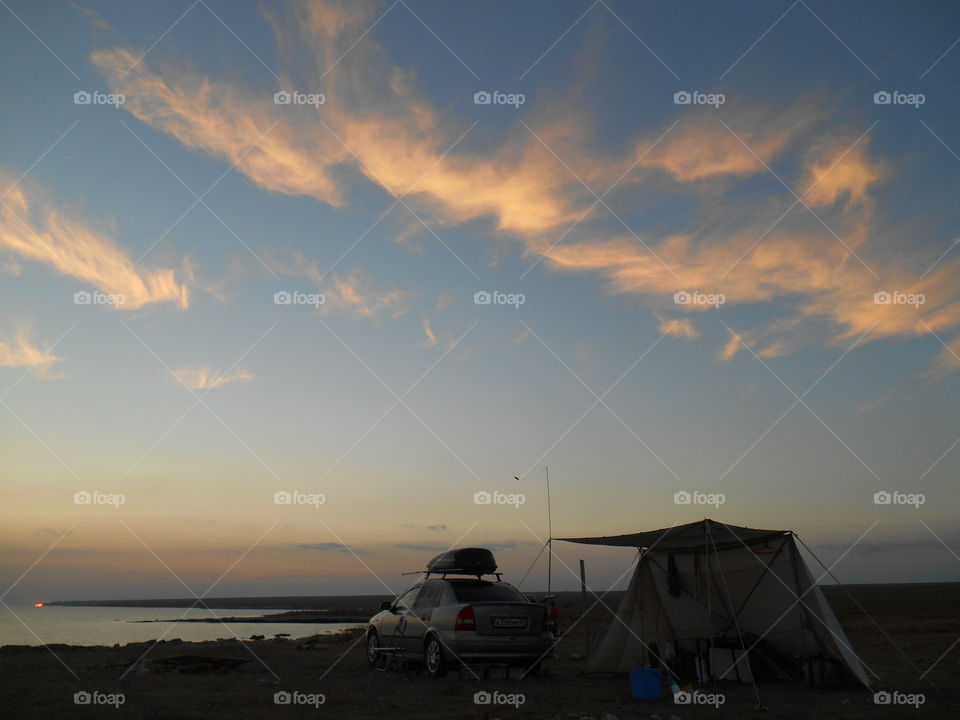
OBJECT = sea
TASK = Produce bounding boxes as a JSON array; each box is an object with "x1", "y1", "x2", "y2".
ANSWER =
[{"x1": 0, "y1": 605, "x2": 361, "y2": 647}]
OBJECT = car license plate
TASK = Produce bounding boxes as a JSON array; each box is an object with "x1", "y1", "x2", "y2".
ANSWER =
[{"x1": 492, "y1": 616, "x2": 527, "y2": 629}]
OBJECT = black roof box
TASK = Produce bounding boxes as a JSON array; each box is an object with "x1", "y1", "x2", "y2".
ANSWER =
[{"x1": 426, "y1": 548, "x2": 497, "y2": 575}]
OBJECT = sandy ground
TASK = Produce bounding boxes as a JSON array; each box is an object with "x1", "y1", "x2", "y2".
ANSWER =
[{"x1": 2, "y1": 583, "x2": 958, "y2": 719}]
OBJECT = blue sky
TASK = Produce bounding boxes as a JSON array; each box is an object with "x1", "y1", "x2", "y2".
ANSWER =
[{"x1": 1, "y1": 0, "x2": 960, "y2": 602}]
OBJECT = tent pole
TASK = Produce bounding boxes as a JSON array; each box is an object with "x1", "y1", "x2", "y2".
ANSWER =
[{"x1": 706, "y1": 523, "x2": 762, "y2": 707}]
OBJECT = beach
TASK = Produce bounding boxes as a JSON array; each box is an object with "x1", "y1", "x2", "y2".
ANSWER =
[{"x1": 2, "y1": 583, "x2": 958, "y2": 719}]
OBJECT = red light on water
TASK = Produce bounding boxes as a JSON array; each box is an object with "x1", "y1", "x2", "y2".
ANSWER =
[{"x1": 34, "y1": 602, "x2": 44, "y2": 608}]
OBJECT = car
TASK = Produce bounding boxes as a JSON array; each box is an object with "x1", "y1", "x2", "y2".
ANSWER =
[{"x1": 365, "y1": 548, "x2": 554, "y2": 677}]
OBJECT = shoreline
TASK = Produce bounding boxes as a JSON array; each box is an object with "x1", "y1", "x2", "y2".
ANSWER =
[
  {"x1": 129, "y1": 610, "x2": 372, "y2": 624},
  {"x1": 1, "y1": 629, "x2": 360, "y2": 654},
  {"x1": 40, "y1": 593, "x2": 394, "y2": 611}
]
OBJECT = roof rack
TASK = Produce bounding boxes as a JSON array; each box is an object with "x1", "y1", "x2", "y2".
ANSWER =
[
  {"x1": 400, "y1": 569, "x2": 503, "y2": 581},
  {"x1": 401, "y1": 548, "x2": 501, "y2": 580}
]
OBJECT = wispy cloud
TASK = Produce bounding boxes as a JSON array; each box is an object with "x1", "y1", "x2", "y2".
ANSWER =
[
  {"x1": 637, "y1": 102, "x2": 820, "y2": 182},
  {"x1": 90, "y1": 4, "x2": 583, "y2": 236},
  {"x1": 422, "y1": 315, "x2": 437, "y2": 347},
  {"x1": 801, "y1": 142, "x2": 886, "y2": 210},
  {"x1": 0, "y1": 326, "x2": 62, "y2": 380},
  {"x1": 171, "y1": 367, "x2": 254, "y2": 390},
  {"x1": 923, "y1": 335, "x2": 960, "y2": 380},
  {"x1": 0, "y1": 260, "x2": 22, "y2": 275},
  {"x1": 69, "y1": 2, "x2": 113, "y2": 31},
  {"x1": 264, "y1": 248, "x2": 411, "y2": 322},
  {"x1": 87, "y1": 0, "x2": 960, "y2": 367},
  {"x1": 656, "y1": 314, "x2": 698, "y2": 340},
  {"x1": 512, "y1": 327, "x2": 531, "y2": 345},
  {"x1": 0, "y1": 171, "x2": 189, "y2": 310}
]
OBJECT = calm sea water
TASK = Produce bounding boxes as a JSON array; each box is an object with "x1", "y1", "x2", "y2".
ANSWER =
[{"x1": 0, "y1": 605, "x2": 361, "y2": 647}]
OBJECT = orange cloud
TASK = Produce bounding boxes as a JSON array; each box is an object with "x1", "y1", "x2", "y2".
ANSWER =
[
  {"x1": 801, "y1": 142, "x2": 886, "y2": 209},
  {"x1": 636, "y1": 102, "x2": 821, "y2": 183},
  {"x1": 263, "y1": 248, "x2": 411, "y2": 322},
  {"x1": 0, "y1": 326, "x2": 61, "y2": 379},
  {"x1": 91, "y1": 0, "x2": 604, "y2": 240},
  {"x1": 719, "y1": 328, "x2": 744, "y2": 362},
  {"x1": 90, "y1": 47, "x2": 350, "y2": 208},
  {"x1": 544, "y1": 220, "x2": 960, "y2": 360},
  {"x1": 0, "y1": 173, "x2": 188, "y2": 310},
  {"x1": 172, "y1": 367, "x2": 254, "y2": 390},
  {"x1": 656, "y1": 314, "x2": 698, "y2": 340},
  {"x1": 327, "y1": 270, "x2": 410, "y2": 321},
  {"x1": 422, "y1": 316, "x2": 437, "y2": 347},
  {"x1": 86, "y1": 0, "x2": 960, "y2": 370}
]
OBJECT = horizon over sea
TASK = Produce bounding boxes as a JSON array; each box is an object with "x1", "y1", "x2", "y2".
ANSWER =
[{"x1": 0, "y1": 605, "x2": 361, "y2": 647}]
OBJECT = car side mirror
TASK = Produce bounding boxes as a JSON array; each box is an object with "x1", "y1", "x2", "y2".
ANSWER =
[{"x1": 380, "y1": 600, "x2": 393, "y2": 611}]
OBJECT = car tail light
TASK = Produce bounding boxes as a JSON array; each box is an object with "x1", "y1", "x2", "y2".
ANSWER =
[{"x1": 454, "y1": 606, "x2": 475, "y2": 631}]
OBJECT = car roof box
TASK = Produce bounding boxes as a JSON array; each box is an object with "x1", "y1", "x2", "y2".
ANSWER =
[{"x1": 426, "y1": 547, "x2": 497, "y2": 576}]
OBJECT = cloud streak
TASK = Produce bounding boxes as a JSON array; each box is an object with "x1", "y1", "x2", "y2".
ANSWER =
[
  {"x1": 0, "y1": 172, "x2": 189, "y2": 310},
  {"x1": 0, "y1": 326, "x2": 62, "y2": 380},
  {"x1": 172, "y1": 367, "x2": 254, "y2": 390},
  {"x1": 656, "y1": 314, "x2": 699, "y2": 340},
  {"x1": 87, "y1": 0, "x2": 960, "y2": 369},
  {"x1": 264, "y1": 248, "x2": 411, "y2": 322}
]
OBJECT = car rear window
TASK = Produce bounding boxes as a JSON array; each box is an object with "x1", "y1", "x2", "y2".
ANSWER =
[{"x1": 449, "y1": 581, "x2": 527, "y2": 603}]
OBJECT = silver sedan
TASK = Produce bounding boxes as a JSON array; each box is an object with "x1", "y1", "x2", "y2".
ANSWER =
[{"x1": 366, "y1": 577, "x2": 553, "y2": 676}]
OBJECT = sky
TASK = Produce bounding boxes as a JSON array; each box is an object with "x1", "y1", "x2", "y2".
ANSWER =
[{"x1": 1, "y1": 0, "x2": 959, "y2": 604}]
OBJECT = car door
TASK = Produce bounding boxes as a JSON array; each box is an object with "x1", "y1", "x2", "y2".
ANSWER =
[
  {"x1": 380, "y1": 585, "x2": 421, "y2": 650},
  {"x1": 404, "y1": 580, "x2": 443, "y2": 655}
]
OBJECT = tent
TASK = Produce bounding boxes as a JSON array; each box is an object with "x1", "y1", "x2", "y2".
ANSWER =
[{"x1": 559, "y1": 519, "x2": 871, "y2": 687}]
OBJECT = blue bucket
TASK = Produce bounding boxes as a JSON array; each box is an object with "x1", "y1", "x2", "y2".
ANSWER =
[{"x1": 629, "y1": 668, "x2": 662, "y2": 699}]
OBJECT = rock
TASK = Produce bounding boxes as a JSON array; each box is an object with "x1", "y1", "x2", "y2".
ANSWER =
[{"x1": 250, "y1": 634, "x2": 265, "y2": 640}]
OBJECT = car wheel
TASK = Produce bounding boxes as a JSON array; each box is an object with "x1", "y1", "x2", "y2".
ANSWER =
[
  {"x1": 366, "y1": 630, "x2": 380, "y2": 667},
  {"x1": 424, "y1": 635, "x2": 447, "y2": 677}
]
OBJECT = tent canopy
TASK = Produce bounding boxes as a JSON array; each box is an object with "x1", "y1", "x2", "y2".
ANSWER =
[
  {"x1": 556, "y1": 519, "x2": 871, "y2": 687},
  {"x1": 559, "y1": 518, "x2": 790, "y2": 553}
]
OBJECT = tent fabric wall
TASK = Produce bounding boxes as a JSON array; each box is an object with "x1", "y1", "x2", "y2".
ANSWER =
[{"x1": 566, "y1": 521, "x2": 870, "y2": 687}]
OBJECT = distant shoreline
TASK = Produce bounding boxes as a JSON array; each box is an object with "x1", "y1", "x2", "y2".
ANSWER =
[
  {"x1": 38, "y1": 581, "x2": 960, "y2": 610},
  {"x1": 130, "y1": 610, "x2": 371, "y2": 624},
  {"x1": 42, "y1": 594, "x2": 393, "y2": 611}
]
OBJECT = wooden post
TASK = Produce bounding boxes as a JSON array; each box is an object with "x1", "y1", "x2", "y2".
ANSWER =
[{"x1": 579, "y1": 558, "x2": 589, "y2": 656}]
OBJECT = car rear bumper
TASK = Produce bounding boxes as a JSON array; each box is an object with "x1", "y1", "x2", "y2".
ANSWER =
[{"x1": 434, "y1": 630, "x2": 553, "y2": 660}]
